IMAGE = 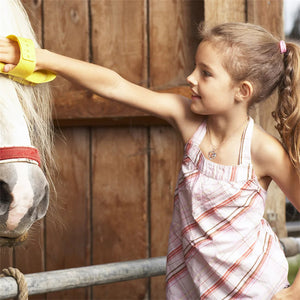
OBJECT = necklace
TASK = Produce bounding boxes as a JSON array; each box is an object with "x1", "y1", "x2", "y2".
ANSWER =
[{"x1": 207, "y1": 118, "x2": 248, "y2": 160}]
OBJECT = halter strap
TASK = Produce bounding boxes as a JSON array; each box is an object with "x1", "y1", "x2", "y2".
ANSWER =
[
  {"x1": 0, "y1": 146, "x2": 41, "y2": 166},
  {"x1": 238, "y1": 117, "x2": 254, "y2": 165}
]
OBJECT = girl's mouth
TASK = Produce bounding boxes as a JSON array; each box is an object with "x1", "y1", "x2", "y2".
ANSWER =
[
  {"x1": 190, "y1": 89, "x2": 201, "y2": 100},
  {"x1": 191, "y1": 93, "x2": 201, "y2": 100}
]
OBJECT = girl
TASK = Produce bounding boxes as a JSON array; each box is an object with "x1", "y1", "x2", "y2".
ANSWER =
[{"x1": 1, "y1": 22, "x2": 300, "y2": 299}]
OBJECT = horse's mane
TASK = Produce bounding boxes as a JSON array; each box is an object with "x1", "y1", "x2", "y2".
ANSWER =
[{"x1": 0, "y1": 0, "x2": 54, "y2": 186}]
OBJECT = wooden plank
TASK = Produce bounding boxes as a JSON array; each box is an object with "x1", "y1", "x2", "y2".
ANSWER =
[
  {"x1": 45, "y1": 128, "x2": 91, "y2": 300},
  {"x1": 14, "y1": 219, "x2": 45, "y2": 272},
  {"x1": 150, "y1": 127, "x2": 183, "y2": 299},
  {"x1": 0, "y1": 248, "x2": 13, "y2": 279},
  {"x1": 247, "y1": 0, "x2": 287, "y2": 237},
  {"x1": 14, "y1": 220, "x2": 46, "y2": 300},
  {"x1": 21, "y1": 0, "x2": 42, "y2": 43},
  {"x1": 53, "y1": 86, "x2": 191, "y2": 126},
  {"x1": 90, "y1": 3, "x2": 149, "y2": 297},
  {"x1": 43, "y1": 2, "x2": 92, "y2": 298},
  {"x1": 204, "y1": 0, "x2": 246, "y2": 24},
  {"x1": 48, "y1": 0, "x2": 201, "y2": 125},
  {"x1": 247, "y1": 0, "x2": 284, "y2": 37},
  {"x1": 149, "y1": 0, "x2": 203, "y2": 89},
  {"x1": 91, "y1": 0, "x2": 147, "y2": 85},
  {"x1": 43, "y1": 0, "x2": 89, "y2": 96},
  {"x1": 91, "y1": 127, "x2": 148, "y2": 299}
]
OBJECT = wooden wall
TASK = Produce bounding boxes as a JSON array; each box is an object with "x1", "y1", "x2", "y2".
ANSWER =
[{"x1": 0, "y1": 1, "x2": 285, "y2": 299}]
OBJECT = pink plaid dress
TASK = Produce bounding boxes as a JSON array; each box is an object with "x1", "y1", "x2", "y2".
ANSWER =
[{"x1": 166, "y1": 118, "x2": 289, "y2": 299}]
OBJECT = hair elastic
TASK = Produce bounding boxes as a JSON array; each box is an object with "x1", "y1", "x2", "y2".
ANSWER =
[{"x1": 279, "y1": 40, "x2": 287, "y2": 54}]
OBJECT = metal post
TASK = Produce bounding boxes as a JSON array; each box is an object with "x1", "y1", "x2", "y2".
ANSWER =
[{"x1": 0, "y1": 256, "x2": 167, "y2": 299}]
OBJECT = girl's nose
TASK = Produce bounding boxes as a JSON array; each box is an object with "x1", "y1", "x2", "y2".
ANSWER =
[{"x1": 187, "y1": 72, "x2": 197, "y2": 86}]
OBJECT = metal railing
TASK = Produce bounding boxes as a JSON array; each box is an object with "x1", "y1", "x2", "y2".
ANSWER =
[
  {"x1": 0, "y1": 237, "x2": 299, "y2": 299},
  {"x1": 0, "y1": 257, "x2": 166, "y2": 299}
]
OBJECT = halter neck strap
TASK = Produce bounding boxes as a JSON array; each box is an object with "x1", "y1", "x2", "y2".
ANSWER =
[{"x1": 238, "y1": 117, "x2": 254, "y2": 165}]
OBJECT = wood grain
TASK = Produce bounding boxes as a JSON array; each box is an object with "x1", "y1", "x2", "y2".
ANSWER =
[
  {"x1": 149, "y1": 0, "x2": 203, "y2": 89},
  {"x1": 204, "y1": 0, "x2": 245, "y2": 25},
  {"x1": 46, "y1": 128, "x2": 91, "y2": 300},
  {"x1": 14, "y1": 220, "x2": 46, "y2": 300},
  {"x1": 43, "y1": 0, "x2": 89, "y2": 96},
  {"x1": 91, "y1": 0, "x2": 147, "y2": 85},
  {"x1": 91, "y1": 127, "x2": 148, "y2": 299},
  {"x1": 21, "y1": 0, "x2": 42, "y2": 43},
  {"x1": 150, "y1": 127, "x2": 183, "y2": 299},
  {"x1": 53, "y1": 86, "x2": 191, "y2": 126}
]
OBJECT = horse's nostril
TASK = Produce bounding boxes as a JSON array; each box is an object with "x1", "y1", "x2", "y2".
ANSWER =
[{"x1": 0, "y1": 180, "x2": 13, "y2": 215}]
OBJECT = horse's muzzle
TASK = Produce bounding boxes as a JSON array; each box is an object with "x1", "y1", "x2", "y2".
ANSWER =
[
  {"x1": 0, "y1": 231, "x2": 28, "y2": 247},
  {"x1": 0, "y1": 163, "x2": 49, "y2": 246}
]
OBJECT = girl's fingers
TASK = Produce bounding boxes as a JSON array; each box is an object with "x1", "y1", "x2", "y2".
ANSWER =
[
  {"x1": 0, "y1": 39, "x2": 20, "y2": 65},
  {"x1": 3, "y1": 64, "x2": 16, "y2": 72}
]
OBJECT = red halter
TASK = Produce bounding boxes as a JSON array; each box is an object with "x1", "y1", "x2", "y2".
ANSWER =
[{"x1": 0, "y1": 146, "x2": 41, "y2": 167}]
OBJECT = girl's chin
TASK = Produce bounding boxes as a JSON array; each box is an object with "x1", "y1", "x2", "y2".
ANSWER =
[{"x1": 190, "y1": 102, "x2": 204, "y2": 115}]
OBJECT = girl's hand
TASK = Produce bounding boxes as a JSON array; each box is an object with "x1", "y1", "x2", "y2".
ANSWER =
[
  {"x1": 272, "y1": 286, "x2": 298, "y2": 299},
  {"x1": 0, "y1": 37, "x2": 20, "y2": 72}
]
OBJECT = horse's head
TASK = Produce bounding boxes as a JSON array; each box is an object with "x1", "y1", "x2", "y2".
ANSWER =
[
  {"x1": 0, "y1": 0, "x2": 53, "y2": 247},
  {"x1": 0, "y1": 78, "x2": 52, "y2": 247}
]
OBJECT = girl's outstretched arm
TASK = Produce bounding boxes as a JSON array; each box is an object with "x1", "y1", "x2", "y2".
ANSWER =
[
  {"x1": 0, "y1": 38, "x2": 203, "y2": 141},
  {"x1": 36, "y1": 49, "x2": 194, "y2": 128},
  {"x1": 0, "y1": 37, "x2": 201, "y2": 140}
]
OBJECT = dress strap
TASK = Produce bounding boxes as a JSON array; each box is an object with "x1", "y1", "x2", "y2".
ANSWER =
[{"x1": 238, "y1": 117, "x2": 254, "y2": 165}]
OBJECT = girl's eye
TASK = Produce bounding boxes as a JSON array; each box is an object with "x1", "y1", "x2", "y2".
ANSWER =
[{"x1": 202, "y1": 70, "x2": 212, "y2": 77}]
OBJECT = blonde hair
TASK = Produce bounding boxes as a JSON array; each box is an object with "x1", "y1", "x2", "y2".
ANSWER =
[{"x1": 199, "y1": 22, "x2": 300, "y2": 172}]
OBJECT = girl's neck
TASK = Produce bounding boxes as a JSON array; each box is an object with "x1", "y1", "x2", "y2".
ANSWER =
[{"x1": 206, "y1": 113, "x2": 249, "y2": 144}]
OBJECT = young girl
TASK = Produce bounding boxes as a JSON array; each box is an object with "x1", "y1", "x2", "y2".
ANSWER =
[{"x1": 1, "y1": 22, "x2": 300, "y2": 299}]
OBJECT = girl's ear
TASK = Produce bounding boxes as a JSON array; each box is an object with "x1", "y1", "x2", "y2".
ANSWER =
[{"x1": 235, "y1": 81, "x2": 253, "y2": 103}]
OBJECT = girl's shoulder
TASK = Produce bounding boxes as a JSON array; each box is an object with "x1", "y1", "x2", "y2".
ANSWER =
[
  {"x1": 252, "y1": 123, "x2": 300, "y2": 211},
  {"x1": 252, "y1": 123, "x2": 281, "y2": 150},
  {"x1": 251, "y1": 123, "x2": 287, "y2": 179},
  {"x1": 171, "y1": 97, "x2": 205, "y2": 143},
  {"x1": 180, "y1": 116, "x2": 205, "y2": 144}
]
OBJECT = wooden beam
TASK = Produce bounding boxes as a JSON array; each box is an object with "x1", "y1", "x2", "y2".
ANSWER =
[{"x1": 53, "y1": 86, "x2": 191, "y2": 127}]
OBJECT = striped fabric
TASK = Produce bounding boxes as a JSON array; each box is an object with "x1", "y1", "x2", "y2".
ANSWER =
[{"x1": 166, "y1": 118, "x2": 289, "y2": 299}]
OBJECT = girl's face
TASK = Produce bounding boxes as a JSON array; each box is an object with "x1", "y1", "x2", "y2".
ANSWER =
[{"x1": 187, "y1": 42, "x2": 239, "y2": 116}]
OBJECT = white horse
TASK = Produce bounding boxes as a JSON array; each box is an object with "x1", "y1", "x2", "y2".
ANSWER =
[{"x1": 0, "y1": 0, "x2": 53, "y2": 246}]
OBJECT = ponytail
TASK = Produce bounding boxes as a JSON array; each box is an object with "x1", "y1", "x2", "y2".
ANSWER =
[{"x1": 273, "y1": 42, "x2": 300, "y2": 172}]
